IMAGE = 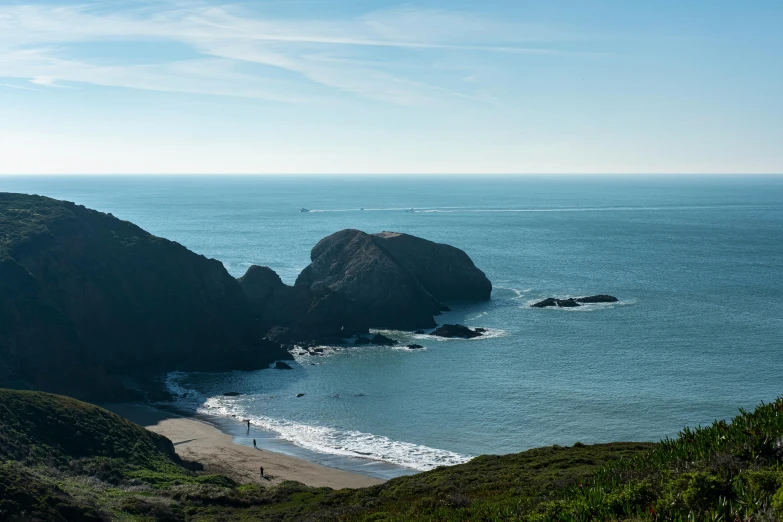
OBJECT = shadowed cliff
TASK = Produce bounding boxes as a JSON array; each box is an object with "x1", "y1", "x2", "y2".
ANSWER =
[
  {"x1": 0, "y1": 193, "x2": 289, "y2": 400},
  {"x1": 238, "y1": 229, "x2": 492, "y2": 336}
]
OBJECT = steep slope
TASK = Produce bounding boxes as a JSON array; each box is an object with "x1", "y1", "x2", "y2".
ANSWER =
[
  {"x1": 0, "y1": 193, "x2": 289, "y2": 400},
  {"x1": 0, "y1": 389, "x2": 221, "y2": 521},
  {"x1": 238, "y1": 265, "x2": 368, "y2": 343},
  {"x1": 0, "y1": 389, "x2": 183, "y2": 468},
  {"x1": 373, "y1": 231, "x2": 492, "y2": 302}
]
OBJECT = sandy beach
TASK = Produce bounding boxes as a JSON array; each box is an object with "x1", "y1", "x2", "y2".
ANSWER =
[{"x1": 106, "y1": 403, "x2": 385, "y2": 490}]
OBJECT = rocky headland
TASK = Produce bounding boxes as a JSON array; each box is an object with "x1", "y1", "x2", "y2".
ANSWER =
[
  {"x1": 238, "y1": 228, "x2": 492, "y2": 339},
  {"x1": 0, "y1": 193, "x2": 290, "y2": 401},
  {"x1": 0, "y1": 194, "x2": 491, "y2": 400}
]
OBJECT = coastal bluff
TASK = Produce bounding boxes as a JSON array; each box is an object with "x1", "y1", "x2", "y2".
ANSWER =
[
  {"x1": 0, "y1": 194, "x2": 491, "y2": 400},
  {"x1": 0, "y1": 193, "x2": 289, "y2": 401}
]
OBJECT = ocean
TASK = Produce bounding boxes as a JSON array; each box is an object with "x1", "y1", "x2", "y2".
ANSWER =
[{"x1": 3, "y1": 175, "x2": 782, "y2": 480}]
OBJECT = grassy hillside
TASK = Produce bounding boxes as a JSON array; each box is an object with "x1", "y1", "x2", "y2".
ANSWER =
[{"x1": 1, "y1": 389, "x2": 782, "y2": 521}]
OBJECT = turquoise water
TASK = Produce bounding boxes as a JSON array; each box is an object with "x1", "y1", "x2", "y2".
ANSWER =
[{"x1": 3, "y1": 175, "x2": 782, "y2": 478}]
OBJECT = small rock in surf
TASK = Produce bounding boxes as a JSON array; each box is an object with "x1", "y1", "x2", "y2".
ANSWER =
[
  {"x1": 531, "y1": 295, "x2": 618, "y2": 308},
  {"x1": 370, "y1": 333, "x2": 398, "y2": 346},
  {"x1": 430, "y1": 324, "x2": 483, "y2": 339},
  {"x1": 575, "y1": 294, "x2": 618, "y2": 304}
]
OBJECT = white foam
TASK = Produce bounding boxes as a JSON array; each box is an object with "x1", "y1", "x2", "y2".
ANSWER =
[
  {"x1": 164, "y1": 372, "x2": 204, "y2": 402},
  {"x1": 492, "y1": 286, "x2": 532, "y2": 301},
  {"x1": 197, "y1": 395, "x2": 471, "y2": 471},
  {"x1": 373, "y1": 328, "x2": 507, "y2": 342},
  {"x1": 462, "y1": 205, "x2": 741, "y2": 213},
  {"x1": 391, "y1": 345, "x2": 427, "y2": 352},
  {"x1": 164, "y1": 373, "x2": 472, "y2": 471},
  {"x1": 291, "y1": 346, "x2": 341, "y2": 363},
  {"x1": 300, "y1": 206, "x2": 468, "y2": 213}
]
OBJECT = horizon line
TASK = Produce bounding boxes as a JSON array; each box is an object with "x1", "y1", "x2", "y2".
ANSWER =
[{"x1": 1, "y1": 172, "x2": 782, "y2": 177}]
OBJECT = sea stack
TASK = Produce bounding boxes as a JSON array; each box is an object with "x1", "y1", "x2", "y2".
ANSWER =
[{"x1": 294, "y1": 230, "x2": 491, "y2": 330}]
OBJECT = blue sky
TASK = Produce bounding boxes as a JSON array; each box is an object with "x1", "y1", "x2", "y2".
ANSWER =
[{"x1": 0, "y1": 0, "x2": 781, "y2": 174}]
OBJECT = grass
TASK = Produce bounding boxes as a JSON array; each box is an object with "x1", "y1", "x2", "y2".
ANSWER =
[
  {"x1": 539, "y1": 398, "x2": 783, "y2": 521},
  {"x1": 1, "y1": 388, "x2": 782, "y2": 520}
]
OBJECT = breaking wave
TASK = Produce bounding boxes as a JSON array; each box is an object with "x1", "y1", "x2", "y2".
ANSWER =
[{"x1": 164, "y1": 374, "x2": 472, "y2": 471}]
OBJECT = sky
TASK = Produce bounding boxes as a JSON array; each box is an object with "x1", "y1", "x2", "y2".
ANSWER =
[{"x1": 0, "y1": 0, "x2": 781, "y2": 174}]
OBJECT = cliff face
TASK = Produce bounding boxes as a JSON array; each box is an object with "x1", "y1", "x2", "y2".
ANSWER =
[
  {"x1": 372, "y1": 231, "x2": 492, "y2": 302},
  {"x1": 238, "y1": 265, "x2": 368, "y2": 343},
  {"x1": 0, "y1": 195, "x2": 492, "y2": 399},
  {"x1": 294, "y1": 229, "x2": 491, "y2": 330},
  {"x1": 0, "y1": 193, "x2": 288, "y2": 400}
]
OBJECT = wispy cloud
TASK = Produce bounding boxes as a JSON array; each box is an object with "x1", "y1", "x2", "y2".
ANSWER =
[
  {"x1": 0, "y1": 2, "x2": 564, "y2": 105},
  {"x1": 0, "y1": 82, "x2": 42, "y2": 92}
]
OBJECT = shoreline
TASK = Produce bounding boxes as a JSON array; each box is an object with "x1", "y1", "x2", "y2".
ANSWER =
[{"x1": 105, "y1": 402, "x2": 386, "y2": 489}]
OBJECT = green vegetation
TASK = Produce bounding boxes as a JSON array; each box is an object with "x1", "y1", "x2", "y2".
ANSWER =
[
  {"x1": 0, "y1": 192, "x2": 76, "y2": 261},
  {"x1": 1, "y1": 388, "x2": 782, "y2": 521},
  {"x1": 543, "y1": 399, "x2": 783, "y2": 521}
]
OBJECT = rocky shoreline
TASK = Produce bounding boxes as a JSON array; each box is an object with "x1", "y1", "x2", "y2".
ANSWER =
[
  {"x1": 0, "y1": 193, "x2": 492, "y2": 400},
  {"x1": 1, "y1": 192, "x2": 625, "y2": 402}
]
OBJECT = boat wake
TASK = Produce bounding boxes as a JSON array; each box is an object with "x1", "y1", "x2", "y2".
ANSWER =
[{"x1": 298, "y1": 204, "x2": 759, "y2": 214}]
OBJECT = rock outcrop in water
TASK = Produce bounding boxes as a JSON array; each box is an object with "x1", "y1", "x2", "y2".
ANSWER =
[
  {"x1": 430, "y1": 324, "x2": 484, "y2": 339},
  {"x1": 531, "y1": 295, "x2": 619, "y2": 308},
  {"x1": 370, "y1": 333, "x2": 398, "y2": 346},
  {"x1": 574, "y1": 295, "x2": 619, "y2": 304},
  {"x1": 294, "y1": 230, "x2": 491, "y2": 330},
  {"x1": 0, "y1": 193, "x2": 290, "y2": 401}
]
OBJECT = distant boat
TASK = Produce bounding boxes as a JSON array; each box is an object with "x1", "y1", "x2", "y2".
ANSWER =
[
  {"x1": 405, "y1": 208, "x2": 415, "y2": 213},
  {"x1": 300, "y1": 208, "x2": 311, "y2": 213}
]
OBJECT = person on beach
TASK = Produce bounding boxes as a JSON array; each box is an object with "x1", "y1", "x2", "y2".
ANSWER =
[
  {"x1": 253, "y1": 439, "x2": 257, "y2": 449},
  {"x1": 260, "y1": 466, "x2": 264, "y2": 479},
  {"x1": 247, "y1": 419, "x2": 250, "y2": 429}
]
